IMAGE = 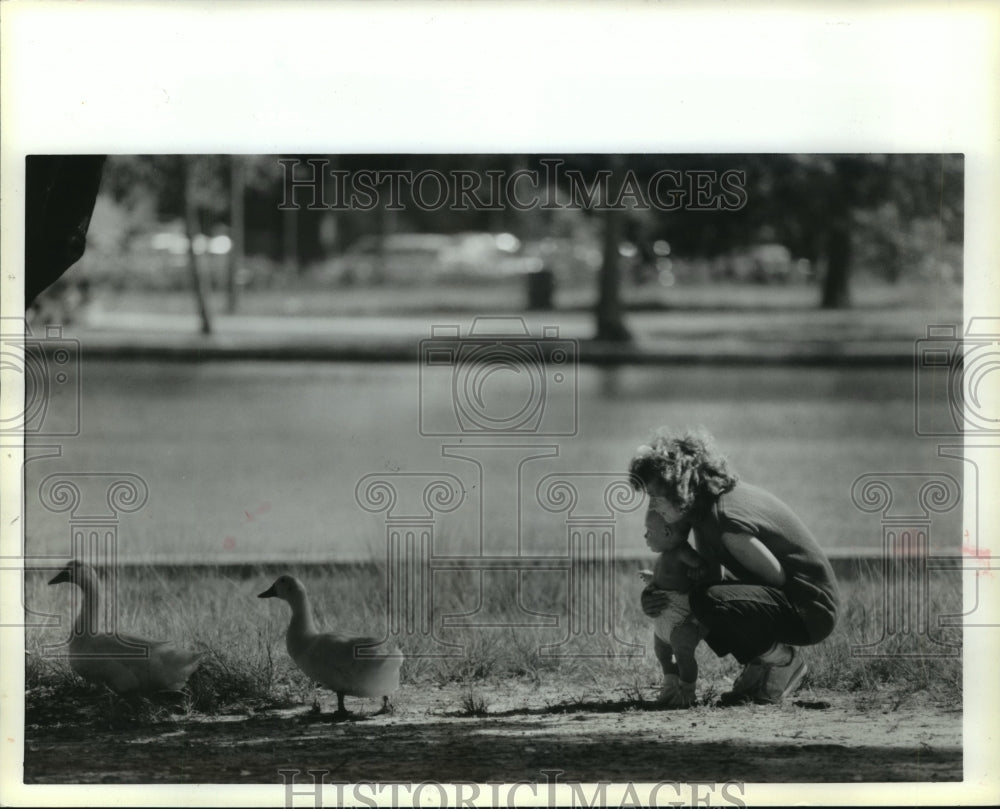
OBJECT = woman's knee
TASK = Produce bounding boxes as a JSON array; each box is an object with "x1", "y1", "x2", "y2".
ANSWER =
[{"x1": 800, "y1": 606, "x2": 837, "y2": 645}]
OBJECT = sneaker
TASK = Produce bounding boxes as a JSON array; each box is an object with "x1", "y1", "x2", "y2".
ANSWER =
[
  {"x1": 719, "y1": 647, "x2": 808, "y2": 706},
  {"x1": 718, "y1": 661, "x2": 769, "y2": 706},
  {"x1": 656, "y1": 674, "x2": 697, "y2": 709},
  {"x1": 753, "y1": 646, "x2": 807, "y2": 704}
]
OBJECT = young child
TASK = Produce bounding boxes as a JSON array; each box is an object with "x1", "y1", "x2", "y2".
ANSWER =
[
  {"x1": 629, "y1": 428, "x2": 840, "y2": 706},
  {"x1": 639, "y1": 507, "x2": 710, "y2": 708}
]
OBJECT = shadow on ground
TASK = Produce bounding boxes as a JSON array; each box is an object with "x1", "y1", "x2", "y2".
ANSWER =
[{"x1": 24, "y1": 694, "x2": 960, "y2": 784}]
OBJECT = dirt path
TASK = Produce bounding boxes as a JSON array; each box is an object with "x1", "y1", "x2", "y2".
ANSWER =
[{"x1": 22, "y1": 682, "x2": 960, "y2": 784}]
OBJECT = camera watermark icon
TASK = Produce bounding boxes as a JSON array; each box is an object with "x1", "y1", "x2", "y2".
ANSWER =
[
  {"x1": 0, "y1": 318, "x2": 81, "y2": 438},
  {"x1": 850, "y1": 472, "x2": 962, "y2": 658},
  {"x1": 33, "y1": 472, "x2": 151, "y2": 659},
  {"x1": 382, "y1": 317, "x2": 639, "y2": 658},
  {"x1": 418, "y1": 317, "x2": 578, "y2": 436},
  {"x1": 914, "y1": 318, "x2": 1000, "y2": 436}
]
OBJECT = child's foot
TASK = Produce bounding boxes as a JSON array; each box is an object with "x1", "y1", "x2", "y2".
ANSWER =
[
  {"x1": 656, "y1": 674, "x2": 696, "y2": 709},
  {"x1": 719, "y1": 646, "x2": 807, "y2": 706}
]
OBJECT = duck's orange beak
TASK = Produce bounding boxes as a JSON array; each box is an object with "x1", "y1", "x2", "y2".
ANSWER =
[{"x1": 257, "y1": 584, "x2": 277, "y2": 598}]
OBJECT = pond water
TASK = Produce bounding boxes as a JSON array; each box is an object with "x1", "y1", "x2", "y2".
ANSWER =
[{"x1": 24, "y1": 360, "x2": 962, "y2": 563}]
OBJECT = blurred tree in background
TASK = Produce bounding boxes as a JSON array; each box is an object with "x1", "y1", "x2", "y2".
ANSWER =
[{"x1": 47, "y1": 153, "x2": 961, "y2": 333}]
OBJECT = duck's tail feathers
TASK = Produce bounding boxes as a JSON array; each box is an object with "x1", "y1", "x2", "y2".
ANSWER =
[{"x1": 153, "y1": 647, "x2": 203, "y2": 690}]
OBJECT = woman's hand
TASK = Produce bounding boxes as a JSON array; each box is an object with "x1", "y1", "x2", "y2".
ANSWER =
[{"x1": 641, "y1": 585, "x2": 671, "y2": 617}]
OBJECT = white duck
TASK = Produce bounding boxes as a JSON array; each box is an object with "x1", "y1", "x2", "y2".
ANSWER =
[
  {"x1": 258, "y1": 574, "x2": 402, "y2": 717},
  {"x1": 48, "y1": 559, "x2": 202, "y2": 694}
]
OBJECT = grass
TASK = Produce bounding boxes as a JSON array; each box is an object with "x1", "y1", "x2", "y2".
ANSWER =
[
  {"x1": 23, "y1": 560, "x2": 962, "y2": 726},
  {"x1": 75, "y1": 272, "x2": 961, "y2": 320},
  {"x1": 458, "y1": 690, "x2": 491, "y2": 717},
  {"x1": 805, "y1": 565, "x2": 964, "y2": 701}
]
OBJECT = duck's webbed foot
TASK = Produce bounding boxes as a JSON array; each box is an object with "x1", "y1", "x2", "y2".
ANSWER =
[
  {"x1": 329, "y1": 692, "x2": 357, "y2": 721},
  {"x1": 373, "y1": 695, "x2": 394, "y2": 716}
]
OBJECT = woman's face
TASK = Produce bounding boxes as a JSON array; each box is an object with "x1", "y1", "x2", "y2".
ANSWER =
[
  {"x1": 642, "y1": 477, "x2": 689, "y2": 551},
  {"x1": 644, "y1": 478, "x2": 685, "y2": 521},
  {"x1": 643, "y1": 481, "x2": 688, "y2": 552},
  {"x1": 648, "y1": 494, "x2": 684, "y2": 524}
]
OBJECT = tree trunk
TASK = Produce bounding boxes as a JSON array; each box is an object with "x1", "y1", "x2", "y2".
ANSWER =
[
  {"x1": 182, "y1": 157, "x2": 214, "y2": 335},
  {"x1": 821, "y1": 219, "x2": 852, "y2": 309},
  {"x1": 227, "y1": 155, "x2": 245, "y2": 313},
  {"x1": 372, "y1": 203, "x2": 397, "y2": 285},
  {"x1": 595, "y1": 207, "x2": 632, "y2": 340},
  {"x1": 282, "y1": 205, "x2": 299, "y2": 277},
  {"x1": 820, "y1": 157, "x2": 859, "y2": 310},
  {"x1": 594, "y1": 158, "x2": 632, "y2": 342}
]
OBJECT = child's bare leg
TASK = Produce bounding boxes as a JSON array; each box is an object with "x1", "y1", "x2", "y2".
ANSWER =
[
  {"x1": 670, "y1": 621, "x2": 703, "y2": 685},
  {"x1": 655, "y1": 622, "x2": 704, "y2": 709},
  {"x1": 654, "y1": 634, "x2": 679, "y2": 678},
  {"x1": 654, "y1": 632, "x2": 693, "y2": 708}
]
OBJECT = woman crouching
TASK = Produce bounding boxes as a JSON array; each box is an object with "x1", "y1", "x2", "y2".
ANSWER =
[{"x1": 629, "y1": 427, "x2": 840, "y2": 706}]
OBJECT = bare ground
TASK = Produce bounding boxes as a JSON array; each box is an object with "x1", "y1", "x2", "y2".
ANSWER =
[{"x1": 23, "y1": 681, "x2": 961, "y2": 784}]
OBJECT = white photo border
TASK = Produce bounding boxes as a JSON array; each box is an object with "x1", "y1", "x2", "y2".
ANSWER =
[{"x1": 2, "y1": 2, "x2": 998, "y2": 806}]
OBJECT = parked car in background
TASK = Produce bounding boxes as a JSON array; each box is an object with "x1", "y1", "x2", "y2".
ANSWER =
[
  {"x1": 439, "y1": 232, "x2": 538, "y2": 281},
  {"x1": 316, "y1": 233, "x2": 449, "y2": 286},
  {"x1": 111, "y1": 224, "x2": 233, "y2": 290},
  {"x1": 317, "y1": 232, "x2": 534, "y2": 286},
  {"x1": 519, "y1": 236, "x2": 602, "y2": 286},
  {"x1": 722, "y1": 243, "x2": 801, "y2": 284}
]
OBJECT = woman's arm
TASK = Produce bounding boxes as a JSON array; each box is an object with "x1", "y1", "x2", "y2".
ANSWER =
[
  {"x1": 720, "y1": 532, "x2": 787, "y2": 586},
  {"x1": 675, "y1": 541, "x2": 725, "y2": 584}
]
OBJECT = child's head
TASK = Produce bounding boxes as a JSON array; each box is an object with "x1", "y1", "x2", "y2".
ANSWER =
[
  {"x1": 644, "y1": 508, "x2": 688, "y2": 553},
  {"x1": 629, "y1": 427, "x2": 738, "y2": 518}
]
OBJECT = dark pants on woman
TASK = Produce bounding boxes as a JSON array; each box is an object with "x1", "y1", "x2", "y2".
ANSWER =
[{"x1": 689, "y1": 582, "x2": 824, "y2": 664}]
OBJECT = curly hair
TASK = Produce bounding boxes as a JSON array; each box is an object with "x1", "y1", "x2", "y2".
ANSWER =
[{"x1": 627, "y1": 427, "x2": 738, "y2": 515}]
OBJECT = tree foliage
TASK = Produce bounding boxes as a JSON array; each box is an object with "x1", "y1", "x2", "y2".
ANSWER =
[{"x1": 98, "y1": 152, "x2": 964, "y2": 312}]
